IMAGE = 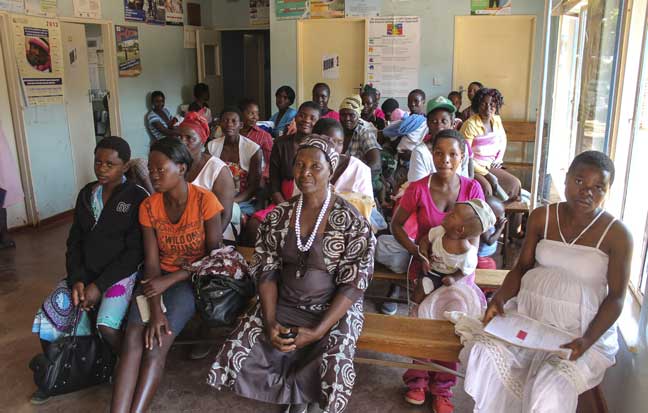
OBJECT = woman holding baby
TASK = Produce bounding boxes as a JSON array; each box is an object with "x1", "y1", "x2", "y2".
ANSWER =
[{"x1": 391, "y1": 128, "x2": 486, "y2": 413}]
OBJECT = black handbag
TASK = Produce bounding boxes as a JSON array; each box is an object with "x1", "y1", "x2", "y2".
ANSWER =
[
  {"x1": 193, "y1": 274, "x2": 255, "y2": 327},
  {"x1": 29, "y1": 309, "x2": 116, "y2": 396}
]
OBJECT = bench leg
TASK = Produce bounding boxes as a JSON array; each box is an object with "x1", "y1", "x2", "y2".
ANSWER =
[{"x1": 354, "y1": 357, "x2": 464, "y2": 378}]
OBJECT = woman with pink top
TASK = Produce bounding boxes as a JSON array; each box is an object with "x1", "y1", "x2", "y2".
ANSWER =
[{"x1": 391, "y1": 129, "x2": 485, "y2": 413}]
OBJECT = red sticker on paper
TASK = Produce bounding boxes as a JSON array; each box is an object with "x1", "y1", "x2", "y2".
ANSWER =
[{"x1": 516, "y1": 330, "x2": 528, "y2": 340}]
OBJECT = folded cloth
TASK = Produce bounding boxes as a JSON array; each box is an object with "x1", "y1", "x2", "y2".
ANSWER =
[{"x1": 184, "y1": 245, "x2": 250, "y2": 281}]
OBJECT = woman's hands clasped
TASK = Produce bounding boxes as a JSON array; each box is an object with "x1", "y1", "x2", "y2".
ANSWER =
[{"x1": 266, "y1": 321, "x2": 323, "y2": 352}]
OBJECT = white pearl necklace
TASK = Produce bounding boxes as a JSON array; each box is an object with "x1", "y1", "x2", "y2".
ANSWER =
[{"x1": 295, "y1": 188, "x2": 331, "y2": 253}]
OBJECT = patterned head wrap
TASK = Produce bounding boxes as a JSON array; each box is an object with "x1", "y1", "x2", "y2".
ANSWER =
[
  {"x1": 297, "y1": 134, "x2": 340, "y2": 175},
  {"x1": 179, "y1": 111, "x2": 210, "y2": 144},
  {"x1": 339, "y1": 95, "x2": 363, "y2": 117}
]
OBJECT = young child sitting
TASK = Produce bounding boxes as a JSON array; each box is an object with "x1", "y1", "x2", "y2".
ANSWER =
[
  {"x1": 31, "y1": 136, "x2": 149, "y2": 404},
  {"x1": 477, "y1": 195, "x2": 507, "y2": 269},
  {"x1": 404, "y1": 199, "x2": 495, "y2": 413}
]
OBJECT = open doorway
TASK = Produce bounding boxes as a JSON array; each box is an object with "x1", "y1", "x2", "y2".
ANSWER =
[
  {"x1": 85, "y1": 24, "x2": 111, "y2": 143},
  {"x1": 221, "y1": 30, "x2": 270, "y2": 119}
]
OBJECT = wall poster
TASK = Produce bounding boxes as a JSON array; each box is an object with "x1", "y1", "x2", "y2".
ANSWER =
[
  {"x1": 275, "y1": 0, "x2": 309, "y2": 20},
  {"x1": 165, "y1": 0, "x2": 184, "y2": 25},
  {"x1": 0, "y1": 0, "x2": 25, "y2": 13},
  {"x1": 115, "y1": 25, "x2": 141, "y2": 77},
  {"x1": 310, "y1": 0, "x2": 344, "y2": 19},
  {"x1": 12, "y1": 15, "x2": 64, "y2": 105},
  {"x1": 345, "y1": 0, "x2": 380, "y2": 17},
  {"x1": 367, "y1": 16, "x2": 420, "y2": 98},
  {"x1": 146, "y1": 0, "x2": 166, "y2": 25},
  {"x1": 73, "y1": 0, "x2": 102, "y2": 19},
  {"x1": 471, "y1": 0, "x2": 512, "y2": 15},
  {"x1": 124, "y1": 0, "x2": 145, "y2": 22},
  {"x1": 25, "y1": 0, "x2": 57, "y2": 17},
  {"x1": 250, "y1": 0, "x2": 269, "y2": 26}
]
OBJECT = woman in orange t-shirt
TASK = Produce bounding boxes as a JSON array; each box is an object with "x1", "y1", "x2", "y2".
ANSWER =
[{"x1": 111, "y1": 138, "x2": 223, "y2": 413}]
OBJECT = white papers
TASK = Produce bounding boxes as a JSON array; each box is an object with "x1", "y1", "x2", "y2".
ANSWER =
[
  {"x1": 25, "y1": 0, "x2": 57, "y2": 17},
  {"x1": 73, "y1": 0, "x2": 101, "y2": 19},
  {"x1": 345, "y1": 0, "x2": 380, "y2": 17},
  {"x1": 485, "y1": 312, "x2": 574, "y2": 359},
  {"x1": 0, "y1": 0, "x2": 25, "y2": 13},
  {"x1": 367, "y1": 16, "x2": 420, "y2": 98}
]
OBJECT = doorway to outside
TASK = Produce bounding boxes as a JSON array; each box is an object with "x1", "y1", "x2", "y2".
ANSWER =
[{"x1": 221, "y1": 30, "x2": 270, "y2": 119}]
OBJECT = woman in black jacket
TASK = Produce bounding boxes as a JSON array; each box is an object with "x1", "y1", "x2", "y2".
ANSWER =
[{"x1": 30, "y1": 136, "x2": 149, "y2": 405}]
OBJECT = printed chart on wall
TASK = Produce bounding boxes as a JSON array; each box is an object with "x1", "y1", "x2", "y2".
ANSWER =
[
  {"x1": 0, "y1": 0, "x2": 25, "y2": 13},
  {"x1": 471, "y1": 0, "x2": 511, "y2": 15},
  {"x1": 250, "y1": 0, "x2": 269, "y2": 26},
  {"x1": 12, "y1": 15, "x2": 64, "y2": 105},
  {"x1": 24, "y1": 0, "x2": 57, "y2": 16},
  {"x1": 367, "y1": 16, "x2": 420, "y2": 98},
  {"x1": 166, "y1": 0, "x2": 184, "y2": 25},
  {"x1": 115, "y1": 25, "x2": 141, "y2": 77},
  {"x1": 310, "y1": 0, "x2": 344, "y2": 19},
  {"x1": 276, "y1": 0, "x2": 309, "y2": 20},
  {"x1": 73, "y1": 0, "x2": 102, "y2": 19},
  {"x1": 345, "y1": 0, "x2": 380, "y2": 17}
]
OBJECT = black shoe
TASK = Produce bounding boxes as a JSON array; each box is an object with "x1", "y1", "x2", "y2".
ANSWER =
[
  {"x1": 29, "y1": 389, "x2": 50, "y2": 405},
  {"x1": 380, "y1": 284, "x2": 401, "y2": 315}
]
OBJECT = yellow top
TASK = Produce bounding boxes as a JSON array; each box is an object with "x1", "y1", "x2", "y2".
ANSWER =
[{"x1": 460, "y1": 114, "x2": 506, "y2": 176}]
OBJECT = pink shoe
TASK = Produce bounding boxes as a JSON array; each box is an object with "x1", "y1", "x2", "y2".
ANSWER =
[
  {"x1": 432, "y1": 396, "x2": 454, "y2": 413},
  {"x1": 404, "y1": 388, "x2": 426, "y2": 405}
]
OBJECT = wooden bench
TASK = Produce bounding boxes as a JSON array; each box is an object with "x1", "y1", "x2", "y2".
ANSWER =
[
  {"x1": 234, "y1": 246, "x2": 606, "y2": 412},
  {"x1": 502, "y1": 120, "x2": 538, "y2": 190}
]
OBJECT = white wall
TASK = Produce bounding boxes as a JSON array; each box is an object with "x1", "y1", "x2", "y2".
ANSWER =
[
  {"x1": 3, "y1": 0, "x2": 211, "y2": 221},
  {"x1": 268, "y1": 0, "x2": 546, "y2": 119},
  {"x1": 212, "y1": 0, "x2": 268, "y2": 29}
]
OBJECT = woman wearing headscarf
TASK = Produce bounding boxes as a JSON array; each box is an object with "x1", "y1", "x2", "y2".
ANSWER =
[
  {"x1": 178, "y1": 111, "x2": 235, "y2": 238},
  {"x1": 207, "y1": 136, "x2": 376, "y2": 413},
  {"x1": 339, "y1": 95, "x2": 382, "y2": 194}
]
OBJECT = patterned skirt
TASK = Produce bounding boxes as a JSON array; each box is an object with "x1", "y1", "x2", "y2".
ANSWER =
[{"x1": 207, "y1": 300, "x2": 365, "y2": 413}]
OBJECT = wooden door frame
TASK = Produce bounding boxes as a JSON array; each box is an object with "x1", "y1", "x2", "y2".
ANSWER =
[
  {"x1": 0, "y1": 13, "x2": 122, "y2": 225},
  {"x1": 296, "y1": 18, "x2": 368, "y2": 106},
  {"x1": 196, "y1": 28, "x2": 224, "y2": 113}
]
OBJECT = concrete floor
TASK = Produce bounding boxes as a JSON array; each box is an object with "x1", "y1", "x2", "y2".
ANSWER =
[{"x1": 0, "y1": 219, "x2": 477, "y2": 413}]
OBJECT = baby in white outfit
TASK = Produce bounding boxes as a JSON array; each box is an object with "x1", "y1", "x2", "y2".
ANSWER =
[{"x1": 413, "y1": 199, "x2": 495, "y2": 318}]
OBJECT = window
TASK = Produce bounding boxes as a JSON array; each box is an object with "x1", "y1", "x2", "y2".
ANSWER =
[{"x1": 540, "y1": 0, "x2": 623, "y2": 204}]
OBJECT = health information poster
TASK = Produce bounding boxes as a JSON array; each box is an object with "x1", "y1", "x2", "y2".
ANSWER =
[{"x1": 367, "y1": 16, "x2": 420, "y2": 98}]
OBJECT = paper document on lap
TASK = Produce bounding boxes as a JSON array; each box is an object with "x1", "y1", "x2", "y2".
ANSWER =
[{"x1": 485, "y1": 311, "x2": 574, "y2": 359}]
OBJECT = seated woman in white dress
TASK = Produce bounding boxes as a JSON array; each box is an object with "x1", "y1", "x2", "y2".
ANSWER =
[{"x1": 457, "y1": 151, "x2": 633, "y2": 413}]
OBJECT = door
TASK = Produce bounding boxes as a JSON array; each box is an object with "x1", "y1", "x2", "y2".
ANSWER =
[
  {"x1": 298, "y1": 19, "x2": 366, "y2": 110},
  {"x1": 453, "y1": 16, "x2": 536, "y2": 120},
  {"x1": 0, "y1": 27, "x2": 27, "y2": 228},
  {"x1": 61, "y1": 22, "x2": 96, "y2": 192},
  {"x1": 196, "y1": 29, "x2": 224, "y2": 114}
]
